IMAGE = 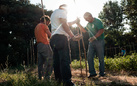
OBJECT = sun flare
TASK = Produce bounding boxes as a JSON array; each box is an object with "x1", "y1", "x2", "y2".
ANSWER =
[
  {"x1": 55, "y1": 0, "x2": 101, "y2": 27},
  {"x1": 66, "y1": 0, "x2": 88, "y2": 26}
]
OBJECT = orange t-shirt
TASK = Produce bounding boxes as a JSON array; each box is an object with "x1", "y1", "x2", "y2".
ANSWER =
[{"x1": 34, "y1": 23, "x2": 49, "y2": 44}]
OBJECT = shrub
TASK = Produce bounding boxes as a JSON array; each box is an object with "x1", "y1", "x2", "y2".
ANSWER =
[
  {"x1": 104, "y1": 53, "x2": 137, "y2": 71},
  {"x1": 71, "y1": 59, "x2": 87, "y2": 69},
  {"x1": 71, "y1": 53, "x2": 137, "y2": 71}
]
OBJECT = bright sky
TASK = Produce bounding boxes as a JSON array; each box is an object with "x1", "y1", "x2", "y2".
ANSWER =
[{"x1": 30, "y1": 0, "x2": 120, "y2": 26}]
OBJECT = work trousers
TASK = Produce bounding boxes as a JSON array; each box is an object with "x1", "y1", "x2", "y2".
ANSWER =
[
  {"x1": 37, "y1": 43, "x2": 53, "y2": 80},
  {"x1": 50, "y1": 34, "x2": 72, "y2": 84}
]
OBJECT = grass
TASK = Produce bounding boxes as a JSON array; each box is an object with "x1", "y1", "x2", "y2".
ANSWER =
[
  {"x1": 0, "y1": 53, "x2": 137, "y2": 86},
  {"x1": 0, "y1": 69, "x2": 61, "y2": 86}
]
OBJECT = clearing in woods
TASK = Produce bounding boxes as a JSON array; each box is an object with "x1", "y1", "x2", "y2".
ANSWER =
[{"x1": 0, "y1": 67, "x2": 137, "y2": 86}]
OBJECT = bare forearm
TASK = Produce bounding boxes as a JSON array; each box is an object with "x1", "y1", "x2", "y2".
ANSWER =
[
  {"x1": 46, "y1": 29, "x2": 51, "y2": 38},
  {"x1": 68, "y1": 20, "x2": 76, "y2": 26},
  {"x1": 94, "y1": 29, "x2": 104, "y2": 38},
  {"x1": 62, "y1": 23, "x2": 74, "y2": 38}
]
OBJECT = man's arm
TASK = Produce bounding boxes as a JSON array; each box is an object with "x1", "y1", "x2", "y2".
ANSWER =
[
  {"x1": 59, "y1": 18, "x2": 74, "y2": 38},
  {"x1": 68, "y1": 20, "x2": 77, "y2": 26},
  {"x1": 46, "y1": 29, "x2": 51, "y2": 38},
  {"x1": 94, "y1": 29, "x2": 104, "y2": 38},
  {"x1": 88, "y1": 29, "x2": 104, "y2": 42}
]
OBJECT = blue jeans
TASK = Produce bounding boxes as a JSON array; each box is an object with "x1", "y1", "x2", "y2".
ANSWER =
[{"x1": 87, "y1": 40, "x2": 105, "y2": 76}]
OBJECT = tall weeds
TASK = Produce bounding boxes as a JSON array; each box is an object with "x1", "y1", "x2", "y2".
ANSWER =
[{"x1": 0, "y1": 53, "x2": 137, "y2": 86}]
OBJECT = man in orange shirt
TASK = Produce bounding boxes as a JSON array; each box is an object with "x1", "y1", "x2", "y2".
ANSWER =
[{"x1": 34, "y1": 15, "x2": 53, "y2": 80}]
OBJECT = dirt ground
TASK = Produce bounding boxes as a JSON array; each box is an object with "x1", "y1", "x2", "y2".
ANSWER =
[
  {"x1": 30, "y1": 67, "x2": 137, "y2": 86},
  {"x1": 0, "y1": 67, "x2": 137, "y2": 86},
  {"x1": 71, "y1": 68, "x2": 137, "y2": 86}
]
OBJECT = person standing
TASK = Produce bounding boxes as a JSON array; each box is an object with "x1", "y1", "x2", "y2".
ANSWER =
[
  {"x1": 76, "y1": 12, "x2": 105, "y2": 77},
  {"x1": 50, "y1": 4, "x2": 81, "y2": 86},
  {"x1": 34, "y1": 15, "x2": 53, "y2": 80},
  {"x1": 121, "y1": 47, "x2": 126, "y2": 56}
]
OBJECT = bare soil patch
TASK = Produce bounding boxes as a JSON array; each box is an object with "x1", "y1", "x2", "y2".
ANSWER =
[{"x1": 71, "y1": 69, "x2": 137, "y2": 86}]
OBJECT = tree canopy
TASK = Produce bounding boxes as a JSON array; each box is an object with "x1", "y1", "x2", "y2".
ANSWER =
[
  {"x1": 0, "y1": 0, "x2": 137, "y2": 67},
  {"x1": 121, "y1": 0, "x2": 137, "y2": 36},
  {"x1": 99, "y1": 1, "x2": 124, "y2": 31},
  {"x1": 0, "y1": 0, "x2": 53, "y2": 66}
]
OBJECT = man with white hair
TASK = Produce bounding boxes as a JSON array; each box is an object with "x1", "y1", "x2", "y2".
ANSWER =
[{"x1": 76, "y1": 12, "x2": 105, "y2": 78}]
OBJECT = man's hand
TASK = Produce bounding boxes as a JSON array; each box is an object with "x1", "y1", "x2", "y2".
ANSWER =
[
  {"x1": 88, "y1": 36, "x2": 96, "y2": 42},
  {"x1": 71, "y1": 34, "x2": 82, "y2": 41},
  {"x1": 75, "y1": 17, "x2": 80, "y2": 24}
]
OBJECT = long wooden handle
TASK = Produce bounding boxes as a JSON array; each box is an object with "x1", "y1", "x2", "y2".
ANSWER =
[
  {"x1": 80, "y1": 29, "x2": 88, "y2": 77},
  {"x1": 41, "y1": 0, "x2": 46, "y2": 23}
]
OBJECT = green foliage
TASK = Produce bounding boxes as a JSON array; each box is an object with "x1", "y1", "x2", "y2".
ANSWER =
[
  {"x1": 104, "y1": 53, "x2": 137, "y2": 71},
  {"x1": 71, "y1": 53, "x2": 137, "y2": 71},
  {"x1": 98, "y1": 1, "x2": 136, "y2": 57},
  {"x1": 104, "y1": 30, "x2": 124, "y2": 47},
  {"x1": 71, "y1": 59, "x2": 87, "y2": 69},
  {"x1": 121, "y1": 0, "x2": 137, "y2": 35},
  {"x1": 1, "y1": 53, "x2": 137, "y2": 86},
  {"x1": 99, "y1": 1, "x2": 124, "y2": 31},
  {"x1": 0, "y1": 0, "x2": 53, "y2": 67}
]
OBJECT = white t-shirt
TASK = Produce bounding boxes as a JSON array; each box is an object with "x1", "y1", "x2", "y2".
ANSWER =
[{"x1": 50, "y1": 9, "x2": 69, "y2": 37}]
